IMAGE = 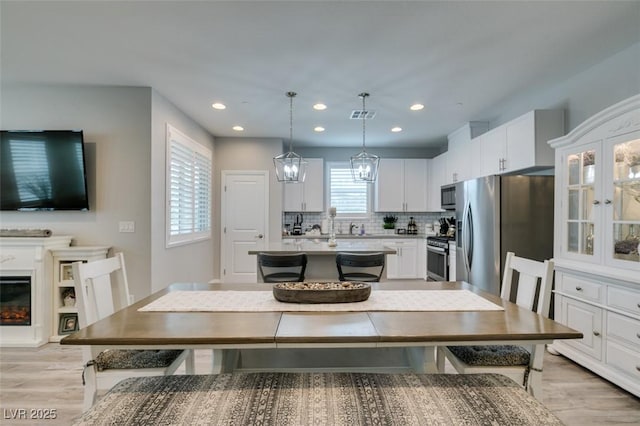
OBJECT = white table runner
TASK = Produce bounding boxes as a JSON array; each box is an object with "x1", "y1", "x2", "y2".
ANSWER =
[{"x1": 138, "y1": 290, "x2": 503, "y2": 312}]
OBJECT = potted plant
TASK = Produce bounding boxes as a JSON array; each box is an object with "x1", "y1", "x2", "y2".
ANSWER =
[{"x1": 383, "y1": 215, "x2": 397, "y2": 230}]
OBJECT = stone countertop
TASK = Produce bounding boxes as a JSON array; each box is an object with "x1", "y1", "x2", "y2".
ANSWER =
[
  {"x1": 282, "y1": 233, "x2": 431, "y2": 240},
  {"x1": 248, "y1": 240, "x2": 396, "y2": 255}
]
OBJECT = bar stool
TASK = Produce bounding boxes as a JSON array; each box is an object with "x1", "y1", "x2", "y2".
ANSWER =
[
  {"x1": 335, "y1": 252, "x2": 385, "y2": 282},
  {"x1": 257, "y1": 253, "x2": 307, "y2": 283}
]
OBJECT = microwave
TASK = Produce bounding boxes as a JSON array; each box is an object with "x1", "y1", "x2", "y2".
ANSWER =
[{"x1": 441, "y1": 184, "x2": 456, "y2": 210}]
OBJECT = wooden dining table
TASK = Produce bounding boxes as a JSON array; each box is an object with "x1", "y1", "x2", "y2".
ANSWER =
[{"x1": 61, "y1": 280, "x2": 581, "y2": 397}]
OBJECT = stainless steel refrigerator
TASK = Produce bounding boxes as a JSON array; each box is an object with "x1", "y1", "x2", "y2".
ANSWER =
[{"x1": 455, "y1": 175, "x2": 554, "y2": 296}]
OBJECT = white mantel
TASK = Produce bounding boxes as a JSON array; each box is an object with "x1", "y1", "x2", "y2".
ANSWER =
[{"x1": 0, "y1": 236, "x2": 72, "y2": 347}]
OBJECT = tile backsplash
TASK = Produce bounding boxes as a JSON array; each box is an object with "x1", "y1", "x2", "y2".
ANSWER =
[{"x1": 283, "y1": 211, "x2": 452, "y2": 235}]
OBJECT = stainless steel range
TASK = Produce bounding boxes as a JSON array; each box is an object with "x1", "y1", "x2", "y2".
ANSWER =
[{"x1": 426, "y1": 235, "x2": 454, "y2": 281}]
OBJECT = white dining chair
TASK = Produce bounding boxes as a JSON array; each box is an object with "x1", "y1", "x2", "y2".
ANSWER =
[
  {"x1": 437, "y1": 252, "x2": 554, "y2": 398},
  {"x1": 72, "y1": 253, "x2": 194, "y2": 411}
]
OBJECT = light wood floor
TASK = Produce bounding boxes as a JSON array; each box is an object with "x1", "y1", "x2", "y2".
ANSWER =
[{"x1": 1, "y1": 344, "x2": 638, "y2": 425}]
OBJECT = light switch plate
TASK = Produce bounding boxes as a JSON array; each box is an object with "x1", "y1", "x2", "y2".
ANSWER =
[{"x1": 118, "y1": 221, "x2": 135, "y2": 233}]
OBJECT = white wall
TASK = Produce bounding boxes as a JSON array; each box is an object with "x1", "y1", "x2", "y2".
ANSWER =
[
  {"x1": 150, "y1": 90, "x2": 216, "y2": 293},
  {"x1": 485, "y1": 42, "x2": 640, "y2": 133},
  {"x1": 0, "y1": 85, "x2": 153, "y2": 299},
  {"x1": 213, "y1": 138, "x2": 284, "y2": 278},
  {"x1": 0, "y1": 85, "x2": 216, "y2": 299}
]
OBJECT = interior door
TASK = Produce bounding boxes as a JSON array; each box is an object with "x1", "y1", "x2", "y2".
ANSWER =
[{"x1": 221, "y1": 171, "x2": 268, "y2": 283}]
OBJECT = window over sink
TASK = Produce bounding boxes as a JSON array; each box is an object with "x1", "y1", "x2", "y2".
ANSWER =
[{"x1": 326, "y1": 161, "x2": 371, "y2": 218}]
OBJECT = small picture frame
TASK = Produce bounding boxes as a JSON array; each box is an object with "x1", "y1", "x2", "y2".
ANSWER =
[
  {"x1": 60, "y1": 263, "x2": 74, "y2": 282},
  {"x1": 58, "y1": 313, "x2": 79, "y2": 335}
]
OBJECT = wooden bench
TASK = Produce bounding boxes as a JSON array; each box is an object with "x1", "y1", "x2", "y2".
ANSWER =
[{"x1": 73, "y1": 372, "x2": 562, "y2": 425}]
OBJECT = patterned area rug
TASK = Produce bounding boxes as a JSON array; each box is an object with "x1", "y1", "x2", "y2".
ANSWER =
[
  {"x1": 138, "y1": 289, "x2": 504, "y2": 312},
  {"x1": 74, "y1": 373, "x2": 562, "y2": 425}
]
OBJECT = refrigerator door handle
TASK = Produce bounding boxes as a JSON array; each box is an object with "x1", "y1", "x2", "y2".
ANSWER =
[
  {"x1": 467, "y1": 205, "x2": 474, "y2": 269},
  {"x1": 462, "y1": 200, "x2": 471, "y2": 276}
]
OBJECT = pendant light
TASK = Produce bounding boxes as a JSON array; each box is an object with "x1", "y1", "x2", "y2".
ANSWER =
[
  {"x1": 274, "y1": 91, "x2": 307, "y2": 183},
  {"x1": 350, "y1": 92, "x2": 379, "y2": 183}
]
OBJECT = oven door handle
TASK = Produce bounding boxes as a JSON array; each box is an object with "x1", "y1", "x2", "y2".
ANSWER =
[{"x1": 427, "y1": 245, "x2": 446, "y2": 254}]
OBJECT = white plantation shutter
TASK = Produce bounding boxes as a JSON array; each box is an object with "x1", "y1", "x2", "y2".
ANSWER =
[
  {"x1": 166, "y1": 124, "x2": 212, "y2": 247},
  {"x1": 328, "y1": 162, "x2": 369, "y2": 216}
]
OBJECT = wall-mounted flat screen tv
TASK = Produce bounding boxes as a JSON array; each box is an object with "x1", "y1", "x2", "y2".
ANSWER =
[{"x1": 1, "y1": 130, "x2": 90, "y2": 211}]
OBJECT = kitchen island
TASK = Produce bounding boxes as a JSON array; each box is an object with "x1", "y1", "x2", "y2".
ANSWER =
[{"x1": 248, "y1": 240, "x2": 396, "y2": 281}]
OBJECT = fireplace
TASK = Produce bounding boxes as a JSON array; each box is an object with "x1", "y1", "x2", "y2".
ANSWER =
[
  {"x1": 0, "y1": 235, "x2": 72, "y2": 346},
  {"x1": 0, "y1": 276, "x2": 31, "y2": 326}
]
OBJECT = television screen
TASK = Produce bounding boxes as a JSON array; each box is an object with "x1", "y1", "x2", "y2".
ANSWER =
[{"x1": 0, "y1": 130, "x2": 89, "y2": 211}]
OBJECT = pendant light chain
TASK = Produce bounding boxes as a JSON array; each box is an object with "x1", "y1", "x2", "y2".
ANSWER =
[
  {"x1": 360, "y1": 92, "x2": 369, "y2": 151},
  {"x1": 288, "y1": 91, "x2": 296, "y2": 152}
]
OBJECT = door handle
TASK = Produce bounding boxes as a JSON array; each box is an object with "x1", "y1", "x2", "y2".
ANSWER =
[{"x1": 256, "y1": 234, "x2": 264, "y2": 239}]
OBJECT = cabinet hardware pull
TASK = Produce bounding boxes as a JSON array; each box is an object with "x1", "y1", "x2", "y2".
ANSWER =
[
  {"x1": 637, "y1": 333, "x2": 640, "y2": 339},
  {"x1": 604, "y1": 199, "x2": 612, "y2": 204},
  {"x1": 592, "y1": 200, "x2": 600, "y2": 205},
  {"x1": 575, "y1": 286, "x2": 582, "y2": 291},
  {"x1": 593, "y1": 331, "x2": 600, "y2": 336},
  {"x1": 637, "y1": 366, "x2": 640, "y2": 372}
]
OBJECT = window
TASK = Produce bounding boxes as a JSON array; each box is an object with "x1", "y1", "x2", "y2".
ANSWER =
[
  {"x1": 327, "y1": 161, "x2": 371, "y2": 217},
  {"x1": 166, "y1": 124, "x2": 212, "y2": 247}
]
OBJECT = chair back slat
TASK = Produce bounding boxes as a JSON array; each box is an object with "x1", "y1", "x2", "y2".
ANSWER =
[
  {"x1": 500, "y1": 251, "x2": 554, "y2": 317},
  {"x1": 73, "y1": 253, "x2": 131, "y2": 327}
]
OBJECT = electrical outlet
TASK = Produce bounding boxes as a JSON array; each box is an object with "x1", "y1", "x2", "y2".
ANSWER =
[{"x1": 118, "y1": 221, "x2": 135, "y2": 233}]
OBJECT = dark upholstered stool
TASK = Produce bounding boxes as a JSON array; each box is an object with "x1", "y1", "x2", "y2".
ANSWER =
[
  {"x1": 336, "y1": 252, "x2": 385, "y2": 282},
  {"x1": 258, "y1": 253, "x2": 307, "y2": 283}
]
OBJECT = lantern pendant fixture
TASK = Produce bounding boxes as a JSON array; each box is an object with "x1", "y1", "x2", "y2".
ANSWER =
[
  {"x1": 350, "y1": 92, "x2": 379, "y2": 183},
  {"x1": 274, "y1": 91, "x2": 307, "y2": 183}
]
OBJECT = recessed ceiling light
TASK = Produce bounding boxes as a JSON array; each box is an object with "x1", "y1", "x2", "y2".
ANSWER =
[
  {"x1": 410, "y1": 103, "x2": 424, "y2": 111},
  {"x1": 314, "y1": 126, "x2": 325, "y2": 132},
  {"x1": 391, "y1": 127, "x2": 402, "y2": 133},
  {"x1": 232, "y1": 125, "x2": 244, "y2": 131},
  {"x1": 313, "y1": 103, "x2": 327, "y2": 111},
  {"x1": 211, "y1": 103, "x2": 226, "y2": 110}
]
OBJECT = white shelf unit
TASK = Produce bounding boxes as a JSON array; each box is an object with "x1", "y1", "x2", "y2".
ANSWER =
[{"x1": 50, "y1": 246, "x2": 110, "y2": 342}]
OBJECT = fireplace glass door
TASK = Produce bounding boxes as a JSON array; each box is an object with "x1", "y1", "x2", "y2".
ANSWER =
[{"x1": 0, "y1": 276, "x2": 31, "y2": 325}]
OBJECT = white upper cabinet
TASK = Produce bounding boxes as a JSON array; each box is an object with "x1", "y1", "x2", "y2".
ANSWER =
[
  {"x1": 479, "y1": 127, "x2": 507, "y2": 176},
  {"x1": 283, "y1": 158, "x2": 324, "y2": 212},
  {"x1": 445, "y1": 122, "x2": 489, "y2": 184},
  {"x1": 427, "y1": 155, "x2": 446, "y2": 211},
  {"x1": 375, "y1": 158, "x2": 428, "y2": 212},
  {"x1": 550, "y1": 96, "x2": 640, "y2": 278},
  {"x1": 479, "y1": 110, "x2": 565, "y2": 175}
]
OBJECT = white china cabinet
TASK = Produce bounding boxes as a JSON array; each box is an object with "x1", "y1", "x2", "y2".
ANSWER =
[{"x1": 549, "y1": 94, "x2": 640, "y2": 397}]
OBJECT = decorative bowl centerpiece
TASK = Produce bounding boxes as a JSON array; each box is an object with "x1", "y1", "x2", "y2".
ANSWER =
[{"x1": 272, "y1": 282, "x2": 371, "y2": 304}]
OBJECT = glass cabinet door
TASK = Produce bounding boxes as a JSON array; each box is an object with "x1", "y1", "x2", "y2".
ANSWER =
[
  {"x1": 565, "y1": 146, "x2": 598, "y2": 257},
  {"x1": 611, "y1": 138, "x2": 640, "y2": 263}
]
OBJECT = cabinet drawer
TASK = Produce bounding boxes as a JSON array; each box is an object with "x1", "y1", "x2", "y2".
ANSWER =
[
  {"x1": 608, "y1": 286, "x2": 640, "y2": 317},
  {"x1": 606, "y1": 340, "x2": 640, "y2": 379},
  {"x1": 559, "y1": 275, "x2": 603, "y2": 303},
  {"x1": 607, "y1": 312, "x2": 640, "y2": 349}
]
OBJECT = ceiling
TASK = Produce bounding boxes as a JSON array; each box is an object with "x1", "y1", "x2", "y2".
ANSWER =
[{"x1": 1, "y1": 1, "x2": 639, "y2": 150}]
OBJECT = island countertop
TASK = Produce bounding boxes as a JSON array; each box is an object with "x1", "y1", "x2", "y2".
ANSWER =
[{"x1": 248, "y1": 240, "x2": 396, "y2": 255}]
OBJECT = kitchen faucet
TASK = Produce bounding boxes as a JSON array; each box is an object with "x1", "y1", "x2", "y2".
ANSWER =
[{"x1": 349, "y1": 223, "x2": 359, "y2": 235}]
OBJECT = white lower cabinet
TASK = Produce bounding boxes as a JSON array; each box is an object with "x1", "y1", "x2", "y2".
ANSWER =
[
  {"x1": 560, "y1": 295, "x2": 603, "y2": 360},
  {"x1": 385, "y1": 239, "x2": 419, "y2": 279},
  {"x1": 552, "y1": 270, "x2": 640, "y2": 396}
]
